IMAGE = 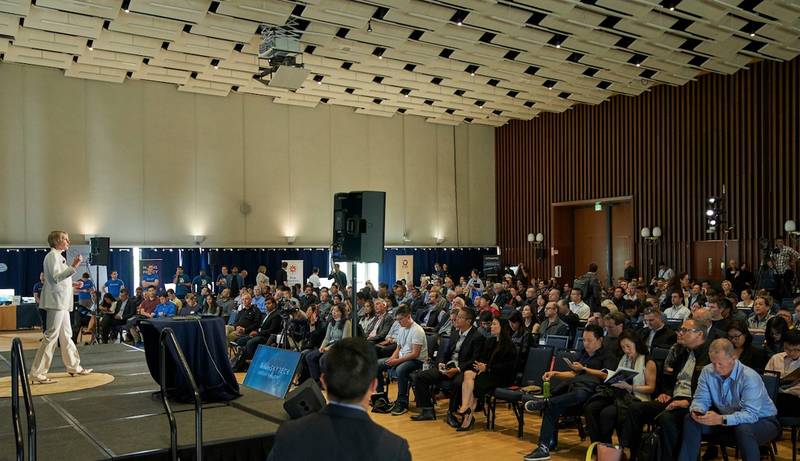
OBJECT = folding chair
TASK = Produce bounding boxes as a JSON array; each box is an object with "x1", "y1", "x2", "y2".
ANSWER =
[{"x1": 544, "y1": 334, "x2": 569, "y2": 351}]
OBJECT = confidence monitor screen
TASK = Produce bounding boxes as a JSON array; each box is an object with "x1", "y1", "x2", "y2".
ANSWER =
[
  {"x1": 243, "y1": 345, "x2": 301, "y2": 399},
  {"x1": 0, "y1": 289, "x2": 14, "y2": 303}
]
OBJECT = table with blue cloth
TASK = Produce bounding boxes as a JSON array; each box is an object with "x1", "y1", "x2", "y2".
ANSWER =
[
  {"x1": 17, "y1": 303, "x2": 43, "y2": 329},
  {"x1": 139, "y1": 317, "x2": 241, "y2": 403}
]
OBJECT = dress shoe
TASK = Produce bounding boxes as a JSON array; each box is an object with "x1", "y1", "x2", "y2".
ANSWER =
[
  {"x1": 447, "y1": 411, "x2": 461, "y2": 428},
  {"x1": 456, "y1": 409, "x2": 475, "y2": 432},
  {"x1": 30, "y1": 376, "x2": 57, "y2": 385},
  {"x1": 68, "y1": 368, "x2": 93, "y2": 377},
  {"x1": 410, "y1": 408, "x2": 436, "y2": 421}
]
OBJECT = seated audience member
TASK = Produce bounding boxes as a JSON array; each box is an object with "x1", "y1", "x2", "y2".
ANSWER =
[
  {"x1": 100, "y1": 288, "x2": 136, "y2": 343},
  {"x1": 418, "y1": 290, "x2": 447, "y2": 330},
  {"x1": 225, "y1": 293, "x2": 261, "y2": 342},
  {"x1": 687, "y1": 283, "x2": 707, "y2": 310},
  {"x1": 765, "y1": 315, "x2": 789, "y2": 354},
  {"x1": 522, "y1": 325, "x2": 617, "y2": 461},
  {"x1": 525, "y1": 299, "x2": 543, "y2": 327},
  {"x1": 476, "y1": 294, "x2": 501, "y2": 318},
  {"x1": 568, "y1": 288, "x2": 591, "y2": 321},
  {"x1": 96, "y1": 293, "x2": 117, "y2": 343},
  {"x1": 533, "y1": 301, "x2": 568, "y2": 338},
  {"x1": 267, "y1": 338, "x2": 411, "y2": 461},
  {"x1": 304, "y1": 305, "x2": 327, "y2": 350},
  {"x1": 365, "y1": 298, "x2": 394, "y2": 343},
  {"x1": 453, "y1": 317, "x2": 516, "y2": 431},
  {"x1": 476, "y1": 310, "x2": 494, "y2": 338},
  {"x1": 747, "y1": 295, "x2": 773, "y2": 331},
  {"x1": 725, "y1": 319, "x2": 769, "y2": 372},
  {"x1": 216, "y1": 288, "x2": 235, "y2": 322},
  {"x1": 678, "y1": 339, "x2": 779, "y2": 461},
  {"x1": 176, "y1": 293, "x2": 200, "y2": 316},
  {"x1": 621, "y1": 318, "x2": 711, "y2": 461},
  {"x1": 776, "y1": 305, "x2": 794, "y2": 330},
  {"x1": 557, "y1": 298, "x2": 580, "y2": 338},
  {"x1": 584, "y1": 330, "x2": 657, "y2": 445},
  {"x1": 508, "y1": 310, "x2": 531, "y2": 352},
  {"x1": 602, "y1": 312, "x2": 626, "y2": 359},
  {"x1": 152, "y1": 293, "x2": 176, "y2": 318},
  {"x1": 202, "y1": 294, "x2": 220, "y2": 316},
  {"x1": 720, "y1": 279, "x2": 738, "y2": 302},
  {"x1": 306, "y1": 304, "x2": 352, "y2": 385},
  {"x1": 166, "y1": 289, "x2": 182, "y2": 310},
  {"x1": 359, "y1": 300, "x2": 376, "y2": 334},
  {"x1": 664, "y1": 291, "x2": 691, "y2": 320},
  {"x1": 233, "y1": 297, "x2": 283, "y2": 371},
  {"x1": 765, "y1": 329, "x2": 800, "y2": 417},
  {"x1": 411, "y1": 307, "x2": 485, "y2": 422},
  {"x1": 736, "y1": 288, "x2": 755, "y2": 309},
  {"x1": 373, "y1": 305, "x2": 427, "y2": 415},
  {"x1": 690, "y1": 307, "x2": 724, "y2": 342},
  {"x1": 126, "y1": 286, "x2": 159, "y2": 346},
  {"x1": 639, "y1": 308, "x2": 677, "y2": 350}
]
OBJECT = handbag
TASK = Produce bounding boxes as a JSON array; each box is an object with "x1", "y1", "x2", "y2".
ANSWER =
[
  {"x1": 638, "y1": 417, "x2": 662, "y2": 461},
  {"x1": 585, "y1": 441, "x2": 627, "y2": 461}
]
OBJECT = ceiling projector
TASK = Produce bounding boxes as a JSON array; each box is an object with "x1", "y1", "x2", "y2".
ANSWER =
[{"x1": 254, "y1": 22, "x2": 310, "y2": 91}]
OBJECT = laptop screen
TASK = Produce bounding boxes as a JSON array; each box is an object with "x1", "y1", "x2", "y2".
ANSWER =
[{"x1": 242, "y1": 346, "x2": 301, "y2": 398}]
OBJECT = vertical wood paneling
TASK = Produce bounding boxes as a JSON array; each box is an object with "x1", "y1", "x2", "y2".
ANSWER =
[{"x1": 496, "y1": 56, "x2": 800, "y2": 281}]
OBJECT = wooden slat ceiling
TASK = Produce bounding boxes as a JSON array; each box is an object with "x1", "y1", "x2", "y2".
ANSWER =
[{"x1": 1, "y1": 0, "x2": 799, "y2": 126}]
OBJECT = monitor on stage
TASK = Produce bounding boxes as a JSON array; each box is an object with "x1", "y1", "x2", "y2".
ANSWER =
[
  {"x1": 242, "y1": 346, "x2": 301, "y2": 398},
  {"x1": 0, "y1": 289, "x2": 14, "y2": 304}
]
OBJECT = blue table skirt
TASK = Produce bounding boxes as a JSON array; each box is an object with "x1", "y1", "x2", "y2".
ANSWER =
[
  {"x1": 140, "y1": 317, "x2": 240, "y2": 403},
  {"x1": 17, "y1": 303, "x2": 43, "y2": 329}
]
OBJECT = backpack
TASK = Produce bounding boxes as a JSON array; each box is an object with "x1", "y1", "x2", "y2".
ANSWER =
[{"x1": 573, "y1": 273, "x2": 599, "y2": 307}]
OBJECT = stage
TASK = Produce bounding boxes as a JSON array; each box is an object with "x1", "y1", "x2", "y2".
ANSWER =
[{"x1": 0, "y1": 343, "x2": 289, "y2": 461}]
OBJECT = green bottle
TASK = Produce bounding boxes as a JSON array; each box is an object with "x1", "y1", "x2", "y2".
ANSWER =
[{"x1": 543, "y1": 380, "x2": 551, "y2": 398}]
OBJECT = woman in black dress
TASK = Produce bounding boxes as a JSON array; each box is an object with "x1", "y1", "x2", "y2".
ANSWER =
[{"x1": 453, "y1": 317, "x2": 516, "y2": 431}]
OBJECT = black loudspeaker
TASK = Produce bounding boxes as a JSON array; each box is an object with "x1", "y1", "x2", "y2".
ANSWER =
[
  {"x1": 283, "y1": 379, "x2": 326, "y2": 419},
  {"x1": 207, "y1": 251, "x2": 218, "y2": 266},
  {"x1": 89, "y1": 237, "x2": 110, "y2": 266},
  {"x1": 332, "y1": 191, "x2": 386, "y2": 263}
]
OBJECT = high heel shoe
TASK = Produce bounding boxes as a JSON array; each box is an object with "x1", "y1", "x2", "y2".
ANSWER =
[
  {"x1": 68, "y1": 368, "x2": 93, "y2": 377},
  {"x1": 456, "y1": 410, "x2": 475, "y2": 432}
]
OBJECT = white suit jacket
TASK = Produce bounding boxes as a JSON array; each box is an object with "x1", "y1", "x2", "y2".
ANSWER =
[{"x1": 41, "y1": 248, "x2": 76, "y2": 311}]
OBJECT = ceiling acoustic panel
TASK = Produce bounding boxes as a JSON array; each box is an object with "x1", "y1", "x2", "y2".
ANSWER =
[{"x1": 0, "y1": 0, "x2": 797, "y2": 125}]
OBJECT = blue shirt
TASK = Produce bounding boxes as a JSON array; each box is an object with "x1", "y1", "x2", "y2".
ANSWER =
[
  {"x1": 142, "y1": 272, "x2": 159, "y2": 287},
  {"x1": 105, "y1": 279, "x2": 124, "y2": 298},
  {"x1": 174, "y1": 274, "x2": 191, "y2": 296},
  {"x1": 690, "y1": 360, "x2": 777, "y2": 426},
  {"x1": 153, "y1": 301, "x2": 176, "y2": 318},
  {"x1": 33, "y1": 281, "x2": 43, "y2": 295},
  {"x1": 253, "y1": 295, "x2": 266, "y2": 313},
  {"x1": 78, "y1": 279, "x2": 94, "y2": 299}
]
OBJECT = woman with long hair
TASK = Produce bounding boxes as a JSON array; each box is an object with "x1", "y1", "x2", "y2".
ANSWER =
[
  {"x1": 203, "y1": 294, "x2": 221, "y2": 316},
  {"x1": 725, "y1": 319, "x2": 768, "y2": 372},
  {"x1": 305, "y1": 304, "x2": 352, "y2": 385},
  {"x1": 453, "y1": 317, "x2": 516, "y2": 431}
]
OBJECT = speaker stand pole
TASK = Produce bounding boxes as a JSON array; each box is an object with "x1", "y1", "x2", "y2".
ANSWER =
[{"x1": 350, "y1": 262, "x2": 358, "y2": 338}]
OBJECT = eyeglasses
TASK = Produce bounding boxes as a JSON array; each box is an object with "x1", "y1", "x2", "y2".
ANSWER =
[
  {"x1": 727, "y1": 333, "x2": 744, "y2": 341},
  {"x1": 678, "y1": 327, "x2": 702, "y2": 334}
]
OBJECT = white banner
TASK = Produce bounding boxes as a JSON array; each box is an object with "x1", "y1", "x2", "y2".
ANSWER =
[
  {"x1": 283, "y1": 260, "x2": 304, "y2": 286},
  {"x1": 396, "y1": 255, "x2": 414, "y2": 285}
]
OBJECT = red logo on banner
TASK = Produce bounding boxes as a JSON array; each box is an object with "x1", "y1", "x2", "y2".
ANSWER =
[{"x1": 290, "y1": 265, "x2": 297, "y2": 273}]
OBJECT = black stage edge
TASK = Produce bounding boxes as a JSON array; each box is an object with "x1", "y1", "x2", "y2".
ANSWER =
[{"x1": 0, "y1": 343, "x2": 289, "y2": 461}]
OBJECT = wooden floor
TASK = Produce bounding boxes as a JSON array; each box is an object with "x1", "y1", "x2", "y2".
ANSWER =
[{"x1": 4, "y1": 329, "x2": 798, "y2": 461}]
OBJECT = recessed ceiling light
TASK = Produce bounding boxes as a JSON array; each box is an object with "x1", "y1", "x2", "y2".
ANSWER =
[
  {"x1": 669, "y1": 6, "x2": 675, "y2": 10},
  {"x1": 88, "y1": 46, "x2": 93, "y2": 51},
  {"x1": 556, "y1": 44, "x2": 561, "y2": 48},
  {"x1": 749, "y1": 32, "x2": 755, "y2": 37},
  {"x1": 317, "y1": 81, "x2": 322, "y2": 85},
  {"x1": 124, "y1": 9, "x2": 129, "y2": 13},
  {"x1": 213, "y1": 65, "x2": 219, "y2": 69},
  {"x1": 404, "y1": 94, "x2": 408, "y2": 97},
  {"x1": 470, "y1": 72, "x2": 475, "y2": 76},
  {"x1": 378, "y1": 55, "x2": 382, "y2": 59},
  {"x1": 635, "y1": 63, "x2": 640, "y2": 67},
  {"x1": 457, "y1": 21, "x2": 462, "y2": 26}
]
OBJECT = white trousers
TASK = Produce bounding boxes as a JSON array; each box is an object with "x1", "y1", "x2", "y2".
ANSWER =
[{"x1": 30, "y1": 309, "x2": 83, "y2": 379}]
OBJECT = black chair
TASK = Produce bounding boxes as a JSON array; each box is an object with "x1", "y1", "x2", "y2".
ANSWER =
[
  {"x1": 650, "y1": 346, "x2": 670, "y2": 362},
  {"x1": 491, "y1": 345, "x2": 554, "y2": 437},
  {"x1": 573, "y1": 336, "x2": 584, "y2": 352},
  {"x1": 706, "y1": 373, "x2": 780, "y2": 461},
  {"x1": 544, "y1": 334, "x2": 569, "y2": 350},
  {"x1": 780, "y1": 416, "x2": 800, "y2": 461},
  {"x1": 426, "y1": 334, "x2": 438, "y2": 361},
  {"x1": 666, "y1": 318, "x2": 683, "y2": 331}
]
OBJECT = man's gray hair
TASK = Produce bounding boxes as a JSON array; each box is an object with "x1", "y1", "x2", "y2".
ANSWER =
[{"x1": 709, "y1": 338, "x2": 735, "y2": 358}]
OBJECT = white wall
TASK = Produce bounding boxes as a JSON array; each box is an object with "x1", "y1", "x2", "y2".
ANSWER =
[{"x1": 0, "y1": 63, "x2": 496, "y2": 247}]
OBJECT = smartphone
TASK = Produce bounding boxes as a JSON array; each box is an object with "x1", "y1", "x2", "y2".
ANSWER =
[
  {"x1": 691, "y1": 410, "x2": 706, "y2": 417},
  {"x1": 562, "y1": 357, "x2": 574, "y2": 367}
]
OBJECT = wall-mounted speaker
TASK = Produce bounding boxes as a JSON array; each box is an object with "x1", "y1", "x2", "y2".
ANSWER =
[{"x1": 332, "y1": 191, "x2": 386, "y2": 263}]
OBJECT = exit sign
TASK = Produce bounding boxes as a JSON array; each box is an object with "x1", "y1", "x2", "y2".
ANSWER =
[{"x1": 594, "y1": 201, "x2": 602, "y2": 211}]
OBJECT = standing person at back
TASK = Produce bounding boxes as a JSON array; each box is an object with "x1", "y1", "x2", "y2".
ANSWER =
[
  {"x1": 573, "y1": 263, "x2": 601, "y2": 311},
  {"x1": 328, "y1": 263, "x2": 348, "y2": 292},
  {"x1": 267, "y1": 338, "x2": 410, "y2": 461}
]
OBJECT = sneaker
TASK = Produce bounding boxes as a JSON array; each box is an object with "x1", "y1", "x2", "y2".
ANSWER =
[
  {"x1": 390, "y1": 402, "x2": 408, "y2": 416},
  {"x1": 523, "y1": 445, "x2": 551, "y2": 461},
  {"x1": 524, "y1": 397, "x2": 548, "y2": 412}
]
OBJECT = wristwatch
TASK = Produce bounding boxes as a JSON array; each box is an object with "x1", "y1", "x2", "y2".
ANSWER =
[{"x1": 722, "y1": 416, "x2": 727, "y2": 426}]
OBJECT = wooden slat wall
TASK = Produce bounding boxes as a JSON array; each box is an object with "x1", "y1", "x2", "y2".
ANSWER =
[{"x1": 496, "y1": 56, "x2": 800, "y2": 281}]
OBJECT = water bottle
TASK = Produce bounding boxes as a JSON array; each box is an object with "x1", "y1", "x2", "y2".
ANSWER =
[{"x1": 543, "y1": 380, "x2": 551, "y2": 398}]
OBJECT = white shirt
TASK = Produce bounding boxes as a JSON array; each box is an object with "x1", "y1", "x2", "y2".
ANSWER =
[
  {"x1": 569, "y1": 301, "x2": 591, "y2": 320},
  {"x1": 307, "y1": 273, "x2": 321, "y2": 288},
  {"x1": 664, "y1": 304, "x2": 690, "y2": 320},
  {"x1": 766, "y1": 352, "x2": 800, "y2": 397},
  {"x1": 256, "y1": 272, "x2": 269, "y2": 286},
  {"x1": 396, "y1": 322, "x2": 427, "y2": 362},
  {"x1": 41, "y1": 248, "x2": 76, "y2": 311}
]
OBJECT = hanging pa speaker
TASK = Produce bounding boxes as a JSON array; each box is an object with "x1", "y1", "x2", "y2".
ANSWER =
[
  {"x1": 207, "y1": 251, "x2": 218, "y2": 267},
  {"x1": 283, "y1": 379, "x2": 326, "y2": 419},
  {"x1": 331, "y1": 191, "x2": 386, "y2": 263},
  {"x1": 89, "y1": 237, "x2": 110, "y2": 266}
]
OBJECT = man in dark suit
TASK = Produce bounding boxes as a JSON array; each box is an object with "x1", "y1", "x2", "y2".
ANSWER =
[
  {"x1": 267, "y1": 338, "x2": 410, "y2": 461},
  {"x1": 234, "y1": 297, "x2": 283, "y2": 371},
  {"x1": 639, "y1": 308, "x2": 677, "y2": 350},
  {"x1": 99, "y1": 288, "x2": 136, "y2": 343},
  {"x1": 411, "y1": 306, "x2": 485, "y2": 422},
  {"x1": 365, "y1": 298, "x2": 394, "y2": 344}
]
